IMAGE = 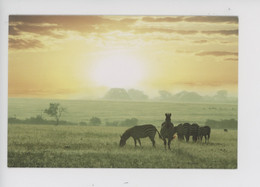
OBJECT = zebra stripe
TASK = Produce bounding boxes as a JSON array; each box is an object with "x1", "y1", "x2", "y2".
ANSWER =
[
  {"x1": 190, "y1": 123, "x2": 199, "y2": 142},
  {"x1": 182, "y1": 123, "x2": 191, "y2": 142},
  {"x1": 160, "y1": 113, "x2": 176, "y2": 149},
  {"x1": 198, "y1": 126, "x2": 211, "y2": 143},
  {"x1": 119, "y1": 124, "x2": 161, "y2": 147},
  {"x1": 176, "y1": 123, "x2": 184, "y2": 141}
]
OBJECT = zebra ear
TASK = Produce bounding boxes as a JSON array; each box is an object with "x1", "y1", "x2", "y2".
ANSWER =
[{"x1": 165, "y1": 113, "x2": 167, "y2": 116}]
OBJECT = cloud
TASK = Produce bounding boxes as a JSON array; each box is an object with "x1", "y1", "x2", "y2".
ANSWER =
[
  {"x1": 9, "y1": 15, "x2": 139, "y2": 50},
  {"x1": 9, "y1": 15, "x2": 138, "y2": 36},
  {"x1": 176, "y1": 49, "x2": 195, "y2": 54},
  {"x1": 196, "y1": 51, "x2": 238, "y2": 56},
  {"x1": 142, "y1": 16, "x2": 184, "y2": 22},
  {"x1": 135, "y1": 28, "x2": 198, "y2": 35},
  {"x1": 225, "y1": 58, "x2": 238, "y2": 61},
  {"x1": 201, "y1": 29, "x2": 238, "y2": 36},
  {"x1": 9, "y1": 38, "x2": 44, "y2": 49},
  {"x1": 185, "y1": 16, "x2": 238, "y2": 24},
  {"x1": 141, "y1": 16, "x2": 238, "y2": 24},
  {"x1": 192, "y1": 40, "x2": 208, "y2": 44}
]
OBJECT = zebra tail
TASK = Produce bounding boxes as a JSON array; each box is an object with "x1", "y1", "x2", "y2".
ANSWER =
[{"x1": 156, "y1": 129, "x2": 163, "y2": 139}]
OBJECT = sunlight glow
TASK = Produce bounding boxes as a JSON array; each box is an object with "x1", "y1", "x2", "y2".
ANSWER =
[{"x1": 90, "y1": 54, "x2": 145, "y2": 88}]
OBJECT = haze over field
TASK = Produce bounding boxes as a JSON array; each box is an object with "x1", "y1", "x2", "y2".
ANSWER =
[{"x1": 9, "y1": 16, "x2": 238, "y2": 100}]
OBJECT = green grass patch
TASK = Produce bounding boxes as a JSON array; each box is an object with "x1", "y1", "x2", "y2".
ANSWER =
[{"x1": 8, "y1": 124, "x2": 237, "y2": 168}]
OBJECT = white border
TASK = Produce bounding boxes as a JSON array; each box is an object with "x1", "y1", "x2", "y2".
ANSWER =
[{"x1": 1, "y1": 0, "x2": 260, "y2": 187}]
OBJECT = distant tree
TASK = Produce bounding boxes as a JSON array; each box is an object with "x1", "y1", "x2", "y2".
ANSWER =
[
  {"x1": 44, "y1": 103, "x2": 66, "y2": 125},
  {"x1": 79, "y1": 121, "x2": 88, "y2": 126},
  {"x1": 127, "y1": 89, "x2": 148, "y2": 100},
  {"x1": 105, "y1": 120, "x2": 119, "y2": 126},
  {"x1": 174, "y1": 91, "x2": 203, "y2": 102},
  {"x1": 213, "y1": 90, "x2": 228, "y2": 101},
  {"x1": 119, "y1": 118, "x2": 138, "y2": 126},
  {"x1": 103, "y1": 88, "x2": 131, "y2": 100},
  {"x1": 158, "y1": 90, "x2": 173, "y2": 100},
  {"x1": 90, "y1": 117, "x2": 101, "y2": 126}
]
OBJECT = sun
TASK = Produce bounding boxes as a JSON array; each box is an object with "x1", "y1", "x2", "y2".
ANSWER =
[{"x1": 90, "y1": 54, "x2": 145, "y2": 88}]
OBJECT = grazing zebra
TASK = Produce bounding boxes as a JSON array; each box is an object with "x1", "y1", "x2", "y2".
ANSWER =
[
  {"x1": 160, "y1": 113, "x2": 176, "y2": 149},
  {"x1": 175, "y1": 123, "x2": 184, "y2": 141},
  {"x1": 182, "y1": 123, "x2": 191, "y2": 142},
  {"x1": 119, "y1": 124, "x2": 162, "y2": 147},
  {"x1": 198, "y1": 126, "x2": 211, "y2": 143},
  {"x1": 190, "y1": 123, "x2": 199, "y2": 142}
]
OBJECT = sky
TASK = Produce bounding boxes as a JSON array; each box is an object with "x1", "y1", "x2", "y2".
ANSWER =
[{"x1": 8, "y1": 15, "x2": 238, "y2": 99}]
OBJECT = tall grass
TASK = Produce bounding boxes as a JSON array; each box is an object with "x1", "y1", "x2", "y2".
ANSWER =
[{"x1": 8, "y1": 124, "x2": 237, "y2": 168}]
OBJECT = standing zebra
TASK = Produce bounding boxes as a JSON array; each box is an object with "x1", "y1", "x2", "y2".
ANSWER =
[
  {"x1": 198, "y1": 126, "x2": 211, "y2": 143},
  {"x1": 160, "y1": 113, "x2": 176, "y2": 149},
  {"x1": 176, "y1": 123, "x2": 184, "y2": 141},
  {"x1": 119, "y1": 124, "x2": 162, "y2": 147},
  {"x1": 182, "y1": 123, "x2": 191, "y2": 142},
  {"x1": 190, "y1": 123, "x2": 199, "y2": 142}
]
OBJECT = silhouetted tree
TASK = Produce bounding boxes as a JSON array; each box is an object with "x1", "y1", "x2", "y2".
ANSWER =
[
  {"x1": 103, "y1": 88, "x2": 131, "y2": 100},
  {"x1": 44, "y1": 103, "x2": 66, "y2": 125},
  {"x1": 128, "y1": 89, "x2": 148, "y2": 100},
  {"x1": 158, "y1": 90, "x2": 173, "y2": 100},
  {"x1": 90, "y1": 117, "x2": 101, "y2": 126}
]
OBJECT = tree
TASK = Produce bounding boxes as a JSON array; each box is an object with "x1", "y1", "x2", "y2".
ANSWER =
[
  {"x1": 158, "y1": 90, "x2": 173, "y2": 100},
  {"x1": 127, "y1": 89, "x2": 148, "y2": 100},
  {"x1": 44, "y1": 103, "x2": 66, "y2": 125},
  {"x1": 89, "y1": 117, "x2": 102, "y2": 126},
  {"x1": 103, "y1": 88, "x2": 131, "y2": 100}
]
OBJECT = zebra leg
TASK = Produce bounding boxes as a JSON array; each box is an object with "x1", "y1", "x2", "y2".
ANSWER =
[
  {"x1": 134, "y1": 138, "x2": 137, "y2": 147},
  {"x1": 149, "y1": 137, "x2": 156, "y2": 147},
  {"x1": 137, "y1": 139, "x2": 142, "y2": 147},
  {"x1": 168, "y1": 138, "x2": 172, "y2": 150},
  {"x1": 163, "y1": 139, "x2": 167, "y2": 149},
  {"x1": 186, "y1": 135, "x2": 189, "y2": 142}
]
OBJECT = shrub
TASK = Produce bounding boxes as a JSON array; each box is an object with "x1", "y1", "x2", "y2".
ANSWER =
[
  {"x1": 119, "y1": 118, "x2": 138, "y2": 126},
  {"x1": 89, "y1": 117, "x2": 102, "y2": 126},
  {"x1": 105, "y1": 121, "x2": 119, "y2": 126},
  {"x1": 79, "y1": 121, "x2": 88, "y2": 126}
]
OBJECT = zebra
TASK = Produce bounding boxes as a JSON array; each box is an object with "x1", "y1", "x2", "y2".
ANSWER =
[
  {"x1": 175, "y1": 123, "x2": 184, "y2": 141},
  {"x1": 198, "y1": 126, "x2": 211, "y2": 143},
  {"x1": 190, "y1": 123, "x2": 199, "y2": 142},
  {"x1": 182, "y1": 123, "x2": 191, "y2": 142},
  {"x1": 119, "y1": 124, "x2": 162, "y2": 147},
  {"x1": 160, "y1": 113, "x2": 176, "y2": 149}
]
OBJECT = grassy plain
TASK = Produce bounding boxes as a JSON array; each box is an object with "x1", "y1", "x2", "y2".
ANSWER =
[
  {"x1": 8, "y1": 98, "x2": 237, "y2": 168},
  {"x1": 8, "y1": 124, "x2": 237, "y2": 168},
  {"x1": 8, "y1": 98, "x2": 237, "y2": 126}
]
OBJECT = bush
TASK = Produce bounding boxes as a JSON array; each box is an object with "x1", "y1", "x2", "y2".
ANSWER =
[
  {"x1": 105, "y1": 121, "x2": 119, "y2": 126},
  {"x1": 119, "y1": 118, "x2": 138, "y2": 127},
  {"x1": 79, "y1": 121, "x2": 88, "y2": 126},
  {"x1": 8, "y1": 115, "x2": 75, "y2": 125},
  {"x1": 89, "y1": 117, "x2": 101, "y2": 126}
]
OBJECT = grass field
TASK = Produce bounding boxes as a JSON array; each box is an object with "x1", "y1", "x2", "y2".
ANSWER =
[
  {"x1": 8, "y1": 98, "x2": 237, "y2": 125},
  {"x1": 8, "y1": 124, "x2": 237, "y2": 168},
  {"x1": 8, "y1": 98, "x2": 237, "y2": 168}
]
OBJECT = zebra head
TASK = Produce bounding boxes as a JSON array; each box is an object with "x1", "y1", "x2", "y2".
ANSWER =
[
  {"x1": 119, "y1": 135, "x2": 126, "y2": 147},
  {"x1": 165, "y1": 113, "x2": 172, "y2": 122}
]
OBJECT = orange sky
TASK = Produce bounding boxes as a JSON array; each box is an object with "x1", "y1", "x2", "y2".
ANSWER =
[{"x1": 8, "y1": 16, "x2": 238, "y2": 99}]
